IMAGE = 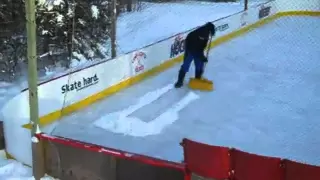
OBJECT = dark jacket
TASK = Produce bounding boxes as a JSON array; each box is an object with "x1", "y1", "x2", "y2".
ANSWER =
[{"x1": 185, "y1": 22, "x2": 215, "y2": 58}]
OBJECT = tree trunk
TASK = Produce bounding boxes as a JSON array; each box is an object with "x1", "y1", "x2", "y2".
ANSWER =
[
  {"x1": 66, "y1": 1, "x2": 74, "y2": 68},
  {"x1": 111, "y1": 0, "x2": 117, "y2": 58},
  {"x1": 127, "y1": 0, "x2": 132, "y2": 12}
]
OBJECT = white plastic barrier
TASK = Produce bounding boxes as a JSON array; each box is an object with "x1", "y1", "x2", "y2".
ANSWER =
[
  {"x1": 1, "y1": 0, "x2": 300, "y2": 166},
  {"x1": 276, "y1": 0, "x2": 320, "y2": 12}
]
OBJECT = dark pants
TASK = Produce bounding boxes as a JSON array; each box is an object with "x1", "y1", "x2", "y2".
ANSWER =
[
  {"x1": 175, "y1": 51, "x2": 206, "y2": 87},
  {"x1": 180, "y1": 51, "x2": 204, "y2": 73}
]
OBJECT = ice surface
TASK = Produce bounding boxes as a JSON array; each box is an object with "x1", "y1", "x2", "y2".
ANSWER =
[{"x1": 51, "y1": 16, "x2": 320, "y2": 166}]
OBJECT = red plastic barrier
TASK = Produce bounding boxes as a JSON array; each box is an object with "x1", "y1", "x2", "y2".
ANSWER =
[
  {"x1": 284, "y1": 159, "x2": 320, "y2": 180},
  {"x1": 37, "y1": 134, "x2": 320, "y2": 180},
  {"x1": 36, "y1": 133, "x2": 186, "y2": 171},
  {"x1": 182, "y1": 138, "x2": 231, "y2": 179},
  {"x1": 230, "y1": 149, "x2": 284, "y2": 180}
]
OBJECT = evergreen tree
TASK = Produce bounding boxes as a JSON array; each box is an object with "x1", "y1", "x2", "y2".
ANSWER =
[
  {"x1": 0, "y1": 0, "x2": 119, "y2": 81},
  {"x1": 36, "y1": 0, "x2": 112, "y2": 66},
  {"x1": 0, "y1": 0, "x2": 26, "y2": 81},
  {"x1": 72, "y1": 0, "x2": 111, "y2": 61}
]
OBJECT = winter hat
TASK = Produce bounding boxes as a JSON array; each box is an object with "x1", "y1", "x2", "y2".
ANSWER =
[{"x1": 205, "y1": 22, "x2": 216, "y2": 36}]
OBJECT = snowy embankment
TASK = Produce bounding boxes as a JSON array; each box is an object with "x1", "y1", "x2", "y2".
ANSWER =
[
  {"x1": 116, "y1": 1, "x2": 246, "y2": 54},
  {"x1": 0, "y1": 1, "x2": 255, "y2": 178}
]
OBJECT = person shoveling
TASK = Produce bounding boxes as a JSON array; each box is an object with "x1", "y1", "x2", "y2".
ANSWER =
[{"x1": 174, "y1": 22, "x2": 215, "y2": 91}]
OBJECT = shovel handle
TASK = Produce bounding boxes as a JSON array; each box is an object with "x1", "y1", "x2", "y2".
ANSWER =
[
  {"x1": 203, "y1": 62, "x2": 207, "y2": 73},
  {"x1": 206, "y1": 34, "x2": 213, "y2": 58},
  {"x1": 203, "y1": 34, "x2": 213, "y2": 74}
]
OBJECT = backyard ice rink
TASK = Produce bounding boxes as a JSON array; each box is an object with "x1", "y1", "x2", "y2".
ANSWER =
[{"x1": 47, "y1": 16, "x2": 320, "y2": 166}]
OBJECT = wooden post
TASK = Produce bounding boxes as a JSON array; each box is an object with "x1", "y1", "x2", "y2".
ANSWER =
[
  {"x1": 25, "y1": 0, "x2": 46, "y2": 179},
  {"x1": 111, "y1": 0, "x2": 117, "y2": 58},
  {"x1": 110, "y1": 157, "x2": 117, "y2": 180},
  {"x1": 127, "y1": 0, "x2": 132, "y2": 12},
  {"x1": 109, "y1": 1, "x2": 118, "y2": 177},
  {"x1": 31, "y1": 140, "x2": 46, "y2": 179},
  {"x1": 244, "y1": 0, "x2": 248, "y2": 10}
]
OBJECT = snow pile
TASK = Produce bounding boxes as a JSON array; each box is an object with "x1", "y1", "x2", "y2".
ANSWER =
[
  {"x1": 0, "y1": 151, "x2": 57, "y2": 180},
  {"x1": 94, "y1": 83, "x2": 200, "y2": 137}
]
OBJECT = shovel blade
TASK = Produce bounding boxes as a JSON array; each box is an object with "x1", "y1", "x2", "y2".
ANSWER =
[{"x1": 188, "y1": 78, "x2": 214, "y2": 91}]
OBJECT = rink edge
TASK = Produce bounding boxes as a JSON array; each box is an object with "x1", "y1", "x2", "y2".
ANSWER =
[{"x1": 21, "y1": 10, "x2": 320, "y2": 130}]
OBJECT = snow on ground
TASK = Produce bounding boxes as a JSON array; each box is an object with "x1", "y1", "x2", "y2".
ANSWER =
[
  {"x1": 49, "y1": 16, "x2": 320, "y2": 166},
  {"x1": 115, "y1": 1, "x2": 245, "y2": 54},
  {"x1": 0, "y1": 150, "x2": 56, "y2": 180}
]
